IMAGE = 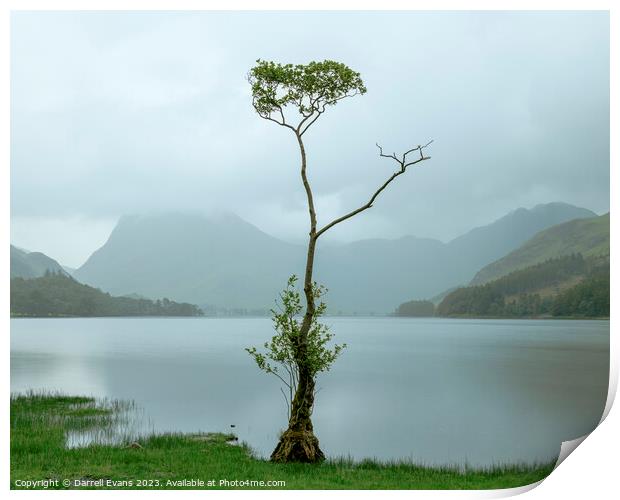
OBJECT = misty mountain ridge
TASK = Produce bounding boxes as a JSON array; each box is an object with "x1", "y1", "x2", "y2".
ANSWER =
[
  {"x1": 435, "y1": 253, "x2": 609, "y2": 318},
  {"x1": 73, "y1": 202, "x2": 596, "y2": 314},
  {"x1": 470, "y1": 212, "x2": 609, "y2": 285},
  {"x1": 74, "y1": 212, "x2": 301, "y2": 312},
  {"x1": 10, "y1": 245, "x2": 67, "y2": 279},
  {"x1": 312, "y1": 203, "x2": 595, "y2": 312}
]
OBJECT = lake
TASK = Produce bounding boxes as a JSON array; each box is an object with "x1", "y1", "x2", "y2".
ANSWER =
[{"x1": 10, "y1": 317, "x2": 609, "y2": 467}]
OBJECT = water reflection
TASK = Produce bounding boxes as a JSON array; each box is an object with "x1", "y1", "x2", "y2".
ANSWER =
[
  {"x1": 11, "y1": 317, "x2": 609, "y2": 466},
  {"x1": 65, "y1": 399, "x2": 153, "y2": 448}
]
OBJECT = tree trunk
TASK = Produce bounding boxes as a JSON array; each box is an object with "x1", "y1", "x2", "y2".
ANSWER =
[
  {"x1": 270, "y1": 363, "x2": 325, "y2": 462},
  {"x1": 270, "y1": 133, "x2": 325, "y2": 463}
]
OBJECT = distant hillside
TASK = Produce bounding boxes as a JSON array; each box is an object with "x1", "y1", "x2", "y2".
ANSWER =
[
  {"x1": 394, "y1": 300, "x2": 435, "y2": 317},
  {"x1": 62, "y1": 265, "x2": 76, "y2": 276},
  {"x1": 436, "y1": 254, "x2": 609, "y2": 318},
  {"x1": 471, "y1": 213, "x2": 609, "y2": 285},
  {"x1": 325, "y1": 202, "x2": 595, "y2": 312},
  {"x1": 448, "y1": 202, "x2": 594, "y2": 276},
  {"x1": 74, "y1": 203, "x2": 595, "y2": 314},
  {"x1": 74, "y1": 213, "x2": 302, "y2": 312},
  {"x1": 11, "y1": 272, "x2": 203, "y2": 317},
  {"x1": 429, "y1": 286, "x2": 459, "y2": 306},
  {"x1": 10, "y1": 245, "x2": 66, "y2": 279},
  {"x1": 551, "y1": 273, "x2": 610, "y2": 318}
]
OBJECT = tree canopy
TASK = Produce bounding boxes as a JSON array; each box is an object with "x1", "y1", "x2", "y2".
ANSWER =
[{"x1": 248, "y1": 59, "x2": 367, "y2": 134}]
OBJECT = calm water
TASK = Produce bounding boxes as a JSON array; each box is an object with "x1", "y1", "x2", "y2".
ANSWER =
[{"x1": 10, "y1": 317, "x2": 609, "y2": 466}]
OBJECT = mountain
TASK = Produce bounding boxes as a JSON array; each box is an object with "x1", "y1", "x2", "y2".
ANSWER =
[
  {"x1": 10, "y1": 245, "x2": 67, "y2": 279},
  {"x1": 74, "y1": 203, "x2": 596, "y2": 314},
  {"x1": 11, "y1": 272, "x2": 203, "y2": 317},
  {"x1": 314, "y1": 235, "x2": 456, "y2": 313},
  {"x1": 62, "y1": 265, "x2": 76, "y2": 275},
  {"x1": 445, "y1": 202, "x2": 595, "y2": 282},
  {"x1": 74, "y1": 213, "x2": 303, "y2": 311},
  {"x1": 470, "y1": 212, "x2": 609, "y2": 285},
  {"x1": 331, "y1": 201, "x2": 596, "y2": 312},
  {"x1": 435, "y1": 254, "x2": 609, "y2": 318}
]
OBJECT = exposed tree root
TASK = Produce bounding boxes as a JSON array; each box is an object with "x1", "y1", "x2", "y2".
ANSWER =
[{"x1": 270, "y1": 430, "x2": 325, "y2": 463}]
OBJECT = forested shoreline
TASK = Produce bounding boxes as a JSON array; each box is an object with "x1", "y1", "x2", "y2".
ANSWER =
[
  {"x1": 11, "y1": 272, "x2": 203, "y2": 317},
  {"x1": 396, "y1": 254, "x2": 610, "y2": 319}
]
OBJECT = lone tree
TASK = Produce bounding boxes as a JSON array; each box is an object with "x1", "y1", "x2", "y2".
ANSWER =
[{"x1": 246, "y1": 59, "x2": 432, "y2": 463}]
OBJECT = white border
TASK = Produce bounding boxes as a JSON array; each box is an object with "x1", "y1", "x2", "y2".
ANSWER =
[{"x1": 2, "y1": 1, "x2": 616, "y2": 498}]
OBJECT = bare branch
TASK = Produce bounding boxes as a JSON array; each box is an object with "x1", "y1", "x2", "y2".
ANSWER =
[
  {"x1": 315, "y1": 141, "x2": 432, "y2": 238},
  {"x1": 269, "y1": 370, "x2": 292, "y2": 390},
  {"x1": 376, "y1": 143, "x2": 399, "y2": 162},
  {"x1": 297, "y1": 91, "x2": 361, "y2": 136},
  {"x1": 298, "y1": 110, "x2": 323, "y2": 136},
  {"x1": 280, "y1": 386, "x2": 291, "y2": 420},
  {"x1": 252, "y1": 99, "x2": 296, "y2": 132}
]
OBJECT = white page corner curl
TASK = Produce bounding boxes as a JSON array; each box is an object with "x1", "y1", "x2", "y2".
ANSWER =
[{"x1": 554, "y1": 434, "x2": 589, "y2": 470}]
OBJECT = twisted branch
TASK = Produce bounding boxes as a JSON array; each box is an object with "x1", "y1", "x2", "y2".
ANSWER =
[{"x1": 315, "y1": 140, "x2": 433, "y2": 238}]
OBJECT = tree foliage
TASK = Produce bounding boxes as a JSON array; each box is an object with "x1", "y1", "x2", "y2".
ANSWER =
[
  {"x1": 248, "y1": 59, "x2": 366, "y2": 134},
  {"x1": 551, "y1": 273, "x2": 610, "y2": 317},
  {"x1": 246, "y1": 276, "x2": 346, "y2": 417}
]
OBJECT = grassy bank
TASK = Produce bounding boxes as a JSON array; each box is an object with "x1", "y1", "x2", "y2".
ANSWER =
[{"x1": 11, "y1": 393, "x2": 555, "y2": 490}]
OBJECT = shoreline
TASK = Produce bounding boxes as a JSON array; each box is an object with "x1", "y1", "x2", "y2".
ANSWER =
[{"x1": 10, "y1": 392, "x2": 555, "y2": 490}]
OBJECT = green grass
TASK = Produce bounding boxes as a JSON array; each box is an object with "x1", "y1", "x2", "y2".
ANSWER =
[{"x1": 11, "y1": 392, "x2": 555, "y2": 490}]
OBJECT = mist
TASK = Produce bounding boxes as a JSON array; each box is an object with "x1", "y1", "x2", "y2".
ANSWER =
[{"x1": 10, "y1": 11, "x2": 609, "y2": 267}]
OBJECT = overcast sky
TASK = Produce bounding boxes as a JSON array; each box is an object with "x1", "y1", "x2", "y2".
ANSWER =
[{"x1": 10, "y1": 11, "x2": 609, "y2": 268}]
